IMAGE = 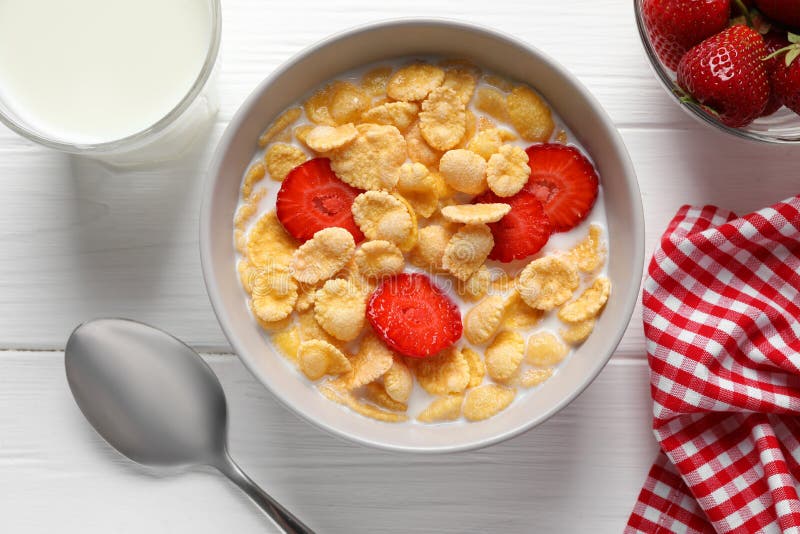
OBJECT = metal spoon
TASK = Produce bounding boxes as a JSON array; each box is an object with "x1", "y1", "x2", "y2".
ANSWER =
[{"x1": 65, "y1": 318, "x2": 314, "y2": 534}]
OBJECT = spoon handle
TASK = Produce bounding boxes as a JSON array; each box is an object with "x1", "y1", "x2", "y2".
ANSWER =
[{"x1": 216, "y1": 454, "x2": 315, "y2": 534}]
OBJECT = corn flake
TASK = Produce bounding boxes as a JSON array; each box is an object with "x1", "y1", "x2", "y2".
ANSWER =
[
  {"x1": 395, "y1": 162, "x2": 430, "y2": 192},
  {"x1": 234, "y1": 188, "x2": 265, "y2": 231},
  {"x1": 463, "y1": 385, "x2": 516, "y2": 421},
  {"x1": 361, "y1": 101, "x2": 419, "y2": 132},
  {"x1": 502, "y1": 291, "x2": 543, "y2": 329},
  {"x1": 329, "y1": 82, "x2": 370, "y2": 124},
  {"x1": 297, "y1": 308, "x2": 344, "y2": 349},
  {"x1": 437, "y1": 58, "x2": 481, "y2": 74},
  {"x1": 314, "y1": 279, "x2": 367, "y2": 341},
  {"x1": 251, "y1": 265, "x2": 298, "y2": 322},
  {"x1": 330, "y1": 123, "x2": 406, "y2": 191},
  {"x1": 457, "y1": 265, "x2": 492, "y2": 301},
  {"x1": 439, "y1": 148, "x2": 487, "y2": 195},
  {"x1": 459, "y1": 109, "x2": 477, "y2": 147},
  {"x1": 383, "y1": 357, "x2": 413, "y2": 403},
  {"x1": 526, "y1": 331, "x2": 568, "y2": 367},
  {"x1": 475, "y1": 87, "x2": 510, "y2": 123},
  {"x1": 442, "y1": 223, "x2": 493, "y2": 281},
  {"x1": 290, "y1": 227, "x2": 355, "y2": 284},
  {"x1": 414, "y1": 347, "x2": 470, "y2": 395},
  {"x1": 506, "y1": 85, "x2": 555, "y2": 142},
  {"x1": 293, "y1": 124, "x2": 314, "y2": 145},
  {"x1": 417, "y1": 394, "x2": 464, "y2": 423},
  {"x1": 298, "y1": 339, "x2": 352, "y2": 381},
  {"x1": 408, "y1": 224, "x2": 452, "y2": 271},
  {"x1": 265, "y1": 143, "x2": 307, "y2": 181},
  {"x1": 339, "y1": 333, "x2": 395, "y2": 389},
  {"x1": 251, "y1": 306, "x2": 293, "y2": 332},
  {"x1": 387, "y1": 63, "x2": 445, "y2": 101},
  {"x1": 304, "y1": 83, "x2": 337, "y2": 126},
  {"x1": 361, "y1": 66, "x2": 393, "y2": 97},
  {"x1": 560, "y1": 319, "x2": 596, "y2": 345},
  {"x1": 241, "y1": 161, "x2": 266, "y2": 199},
  {"x1": 519, "y1": 368, "x2": 554, "y2": 388},
  {"x1": 395, "y1": 162, "x2": 439, "y2": 218},
  {"x1": 363, "y1": 382, "x2": 407, "y2": 412},
  {"x1": 258, "y1": 107, "x2": 302, "y2": 147},
  {"x1": 303, "y1": 124, "x2": 358, "y2": 152},
  {"x1": 246, "y1": 211, "x2": 298, "y2": 268},
  {"x1": 238, "y1": 259, "x2": 256, "y2": 294},
  {"x1": 462, "y1": 347, "x2": 486, "y2": 388},
  {"x1": 419, "y1": 87, "x2": 467, "y2": 151},
  {"x1": 567, "y1": 224, "x2": 606, "y2": 273},
  {"x1": 517, "y1": 255, "x2": 579, "y2": 310},
  {"x1": 442, "y1": 67, "x2": 478, "y2": 105},
  {"x1": 441, "y1": 203, "x2": 510, "y2": 224},
  {"x1": 271, "y1": 325, "x2": 301, "y2": 364},
  {"x1": 482, "y1": 74, "x2": 514, "y2": 92},
  {"x1": 294, "y1": 283, "x2": 317, "y2": 312},
  {"x1": 464, "y1": 295, "x2": 505, "y2": 345},
  {"x1": 558, "y1": 276, "x2": 611, "y2": 323},
  {"x1": 235, "y1": 229, "x2": 247, "y2": 255},
  {"x1": 486, "y1": 145, "x2": 530, "y2": 197},
  {"x1": 486, "y1": 330, "x2": 524, "y2": 383},
  {"x1": 466, "y1": 127, "x2": 516, "y2": 160},
  {"x1": 319, "y1": 382, "x2": 408, "y2": 422},
  {"x1": 351, "y1": 191, "x2": 415, "y2": 250},
  {"x1": 354, "y1": 240, "x2": 404, "y2": 279},
  {"x1": 405, "y1": 120, "x2": 443, "y2": 167}
]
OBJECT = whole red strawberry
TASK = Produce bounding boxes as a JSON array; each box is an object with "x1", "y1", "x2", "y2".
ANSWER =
[
  {"x1": 677, "y1": 25, "x2": 770, "y2": 127},
  {"x1": 642, "y1": 0, "x2": 731, "y2": 71},
  {"x1": 762, "y1": 31, "x2": 790, "y2": 115},
  {"x1": 755, "y1": 0, "x2": 800, "y2": 30},
  {"x1": 768, "y1": 33, "x2": 800, "y2": 113}
]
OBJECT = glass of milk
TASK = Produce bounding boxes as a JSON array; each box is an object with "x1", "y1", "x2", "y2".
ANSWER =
[{"x1": 0, "y1": 0, "x2": 221, "y2": 165}]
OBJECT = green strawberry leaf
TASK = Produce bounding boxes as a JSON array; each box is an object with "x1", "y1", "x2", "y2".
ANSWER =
[
  {"x1": 787, "y1": 47, "x2": 800, "y2": 67},
  {"x1": 788, "y1": 32, "x2": 800, "y2": 44}
]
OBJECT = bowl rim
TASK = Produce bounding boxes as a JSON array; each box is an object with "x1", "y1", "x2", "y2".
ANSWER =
[
  {"x1": 200, "y1": 17, "x2": 646, "y2": 453},
  {"x1": 632, "y1": 0, "x2": 800, "y2": 144}
]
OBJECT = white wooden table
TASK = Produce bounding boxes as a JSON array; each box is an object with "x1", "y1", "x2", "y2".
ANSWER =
[{"x1": 2, "y1": 1, "x2": 799, "y2": 532}]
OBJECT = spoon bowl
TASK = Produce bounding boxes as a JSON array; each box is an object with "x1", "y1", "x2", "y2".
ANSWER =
[
  {"x1": 65, "y1": 318, "x2": 313, "y2": 534},
  {"x1": 66, "y1": 318, "x2": 226, "y2": 467}
]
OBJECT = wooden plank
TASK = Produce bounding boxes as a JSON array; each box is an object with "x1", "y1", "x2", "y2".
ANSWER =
[{"x1": 0, "y1": 352, "x2": 656, "y2": 533}]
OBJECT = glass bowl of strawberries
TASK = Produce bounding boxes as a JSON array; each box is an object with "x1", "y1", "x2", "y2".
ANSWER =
[{"x1": 635, "y1": 0, "x2": 800, "y2": 143}]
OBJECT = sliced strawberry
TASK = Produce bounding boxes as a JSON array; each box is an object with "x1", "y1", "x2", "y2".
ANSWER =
[
  {"x1": 474, "y1": 189, "x2": 552, "y2": 263},
  {"x1": 522, "y1": 143, "x2": 599, "y2": 232},
  {"x1": 275, "y1": 158, "x2": 364, "y2": 243},
  {"x1": 367, "y1": 273, "x2": 462, "y2": 359}
]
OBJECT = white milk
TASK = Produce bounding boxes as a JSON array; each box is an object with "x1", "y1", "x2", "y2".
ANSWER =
[{"x1": 0, "y1": 0, "x2": 213, "y2": 145}]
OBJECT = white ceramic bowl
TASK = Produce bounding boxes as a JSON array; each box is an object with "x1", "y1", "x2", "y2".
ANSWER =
[{"x1": 201, "y1": 19, "x2": 645, "y2": 453}]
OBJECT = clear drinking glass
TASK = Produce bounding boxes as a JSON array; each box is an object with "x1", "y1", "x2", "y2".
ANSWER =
[{"x1": 0, "y1": 0, "x2": 222, "y2": 165}]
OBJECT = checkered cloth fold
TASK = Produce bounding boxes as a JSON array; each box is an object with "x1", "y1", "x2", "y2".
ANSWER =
[{"x1": 627, "y1": 196, "x2": 800, "y2": 533}]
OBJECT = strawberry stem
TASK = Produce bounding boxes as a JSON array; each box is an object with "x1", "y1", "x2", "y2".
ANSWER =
[
  {"x1": 673, "y1": 86, "x2": 720, "y2": 118},
  {"x1": 762, "y1": 40, "x2": 800, "y2": 67},
  {"x1": 732, "y1": 0, "x2": 753, "y2": 27}
]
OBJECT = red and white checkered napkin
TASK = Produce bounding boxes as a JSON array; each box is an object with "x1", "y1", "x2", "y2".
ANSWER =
[{"x1": 626, "y1": 196, "x2": 800, "y2": 534}]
